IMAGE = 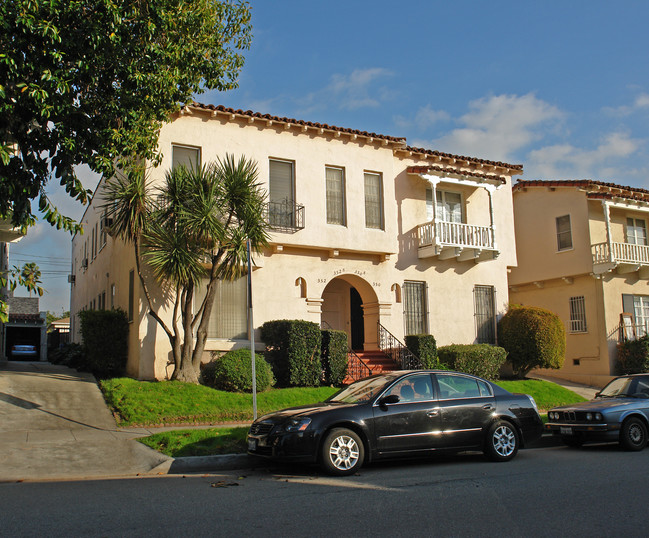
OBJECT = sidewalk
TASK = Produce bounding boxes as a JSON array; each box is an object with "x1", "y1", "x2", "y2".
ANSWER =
[
  {"x1": 0, "y1": 361, "x2": 172, "y2": 482},
  {"x1": 528, "y1": 372, "x2": 599, "y2": 400}
]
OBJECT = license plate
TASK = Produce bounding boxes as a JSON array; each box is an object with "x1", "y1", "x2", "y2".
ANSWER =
[
  {"x1": 248, "y1": 438, "x2": 257, "y2": 451},
  {"x1": 560, "y1": 427, "x2": 573, "y2": 435}
]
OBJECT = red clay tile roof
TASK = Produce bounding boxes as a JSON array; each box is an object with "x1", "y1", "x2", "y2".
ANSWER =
[
  {"x1": 183, "y1": 103, "x2": 523, "y2": 172},
  {"x1": 405, "y1": 146, "x2": 523, "y2": 172},
  {"x1": 408, "y1": 165, "x2": 507, "y2": 184},
  {"x1": 514, "y1": 179, "x2": 649, "y2": 202}
]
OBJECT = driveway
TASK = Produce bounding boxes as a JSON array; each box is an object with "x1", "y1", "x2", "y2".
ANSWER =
[{"x1": 0, "y1": 361, "x2": 170, "y2": 482}]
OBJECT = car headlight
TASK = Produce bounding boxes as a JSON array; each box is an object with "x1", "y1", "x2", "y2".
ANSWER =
[
  {"x1": 586, "y1": 413, "x2": 593, "y2": 421},
  {"x1": 283, "y1": 418, "x2": 312, "y2": 432},
  {"x1": 527, "y1": 395, "x2": 539, "y2": 412},
  {"x1": 595, "y1": 413, "x2": 603, "y2": 421}
]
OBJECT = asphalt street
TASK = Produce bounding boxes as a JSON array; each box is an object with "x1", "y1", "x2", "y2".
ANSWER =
[{"x1": 1, "y1": 443, "x2": 647, "y2": 537}]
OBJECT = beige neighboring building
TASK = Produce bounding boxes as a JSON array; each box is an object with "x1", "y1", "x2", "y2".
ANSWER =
[
  {"x1": 70, "y1": 104, "x2": 522, "y2": 380},
  {"x1": 510, "y1": 179, "x2": 649, "y2": 388}
]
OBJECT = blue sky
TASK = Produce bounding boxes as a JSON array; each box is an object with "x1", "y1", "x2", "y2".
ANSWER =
[{"x1": 13, "y1": 0, "x2": 649, "y2": 313}]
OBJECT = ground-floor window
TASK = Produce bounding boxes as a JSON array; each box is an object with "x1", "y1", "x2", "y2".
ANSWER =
[
  {"x1": 403, "y1": 281, "x2": 427, "y2": 336},
  {"x1": 474, "y1": 285, "x2": 496, "y2": 344},
  {"x1": 569, "y1": 296, "x2": 587, "y2": 333},
  {"x1": 195, "y1": 277, "x2": 248, "y2": 339}
]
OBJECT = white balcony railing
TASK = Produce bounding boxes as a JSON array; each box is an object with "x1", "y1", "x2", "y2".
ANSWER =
[
  {"x1": 592, "y1": 241, "x2": 649, "y2": 267},
  {"x1": 417, "y1": 220, "x2": 495, "y2": 250}
]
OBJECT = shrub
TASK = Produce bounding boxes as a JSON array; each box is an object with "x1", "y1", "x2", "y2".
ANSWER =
[
  {"x1": 201, "y1": 349, "x2": 274, "y2": 392},
  {"x1": 405, "y1": 334, "x2": 438, "y2": 369},
  {"x1": 617, "y1": 335, "x2": 649, "y2": 374},
  {"x1": 437, "y1": 344, "x2": 507, "y2": 380},
  {"x1": 261, "y1": 320, "x2": 322, "y2": 387},
  {"x1": 321, "y1": 330, "x2": 348, "y2": 385},
  {"x1": 498, "y1": 305, "x2": 565, "y2": 378},
  {"x1": 48, "y1": 342, "x2": 86, "y2": 369},
  {"x1": 78, "y1": 309, "x2": 129, "y2": 378}
]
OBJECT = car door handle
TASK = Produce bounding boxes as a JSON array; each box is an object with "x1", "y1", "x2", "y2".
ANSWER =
[
  {"x1": 427, "y1": 409, "x2": 440, "y2": 417},
  {"x1": 483, "y1": 404, "x2": 494, "y2": 410}
]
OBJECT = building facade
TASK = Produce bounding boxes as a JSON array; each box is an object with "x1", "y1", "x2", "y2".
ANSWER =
[
  {"x1": 70, "y1": 104, "x2": 521, "y2": 380},
  {"x1": 510, "y1": 179, "x2": 649, "y2": 387}
]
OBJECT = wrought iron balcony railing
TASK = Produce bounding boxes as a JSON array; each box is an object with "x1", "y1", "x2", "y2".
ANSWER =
[{"x1": 264, "y1": 200, "x2": 305, "y2": 233}]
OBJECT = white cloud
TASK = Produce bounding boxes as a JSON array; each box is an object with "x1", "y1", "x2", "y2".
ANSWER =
[
  {"x1": 395, "y1": 105, "x2": 450, "y2": 130},
  {"x1": 299, "y1": 68, "x2": 394, "y2": 113},
  {"x1": 421, "y1": 93, "x2": 563, "y2": 162},
  {"x1": 604, "y1": 93, "x2": 649, "y2": 116},
  {"x1": 526, "y1": 131, "x2": 644, "y2": 180}
]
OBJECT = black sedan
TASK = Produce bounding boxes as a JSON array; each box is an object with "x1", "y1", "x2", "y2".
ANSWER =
[
  {"x1": 248, "y1": 370, "x2": 543, "y2": 475},
  {"x1": 546, "y1": 374, "x2": 649, "y2": 450}
]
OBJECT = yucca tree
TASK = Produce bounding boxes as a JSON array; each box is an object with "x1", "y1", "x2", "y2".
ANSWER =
[{"x1": 104, "y1": 155, "x2": 269, "y2": 383}]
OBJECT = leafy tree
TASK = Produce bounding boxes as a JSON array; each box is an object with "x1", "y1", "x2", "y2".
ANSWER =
[
  {"x1": 498, "y1": 305, "x2": 566, "y2": 378},
  {"x1": 0, "y1": 0, "x2": 252, "y2": 232},
  {"x1": 104, "y1": 155, "x2": 269, "y2": 383},
  {"x1": 0, "y1": 262, "x2": 44, "y2": 322}
]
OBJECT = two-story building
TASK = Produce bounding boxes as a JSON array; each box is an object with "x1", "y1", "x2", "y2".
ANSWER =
[
  {"x1": 510, "y1": 179, "x2": 649, "y2": 387},
  {"x1": 70, "y1": 104, "x2": 522, "y2": 380}
]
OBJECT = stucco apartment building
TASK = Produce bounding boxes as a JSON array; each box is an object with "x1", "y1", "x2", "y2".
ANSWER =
[
  {"x1": 510, "y1": 179, "x2": 649, "y2": 387},
  {"x1": 70, "y1": 104, "x2": 521, "y2": 380}
]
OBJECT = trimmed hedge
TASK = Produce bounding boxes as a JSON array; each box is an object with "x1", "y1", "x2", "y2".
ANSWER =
[
  {"x1": 201, "y1": 349, "x2": 275, "y2": 392},
  {"x1": 617, "y1": 335, "x2": 649, "y2": 375},
  {"x1": 405, "y1": 334, "x2": 438, "y2": 369},
  {"x1": 437, "y1": 344, "x2": 507, "y2": 380},
  {"x1": 48, "y1": 342, "x2": 86, "y2": 369},
  {"x1": 498, "y1": 305, "x2": 566, "y2": 378},
  {"x1": 78, "y1": 309, "x2": 129, "y2": 378},
  {"x1": 321, "y1": 329, "x2": 348, "y2": 386},
  {"x1": 261, "y1": 320, "x2": 322, "y2": 387}
]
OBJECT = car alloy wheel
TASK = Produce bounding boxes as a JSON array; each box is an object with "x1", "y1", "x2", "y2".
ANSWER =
[
  {"x1": 484, "y1": 420, "x2": 519, "y2": 462},
  {"x1": 321, "y1": 428, "x2": 364, "y2": 476},
  {"x1": 620, "y1": 417, "x2": 647, "y2": 451}
]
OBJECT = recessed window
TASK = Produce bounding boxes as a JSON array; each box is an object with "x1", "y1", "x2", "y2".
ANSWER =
[
  {"x1": 474, "y1": 285, "x2": 496, "y2": 344},
  {"x1": 172, "y1": 144, "x2": 201, "y2": 171},
  {"x1": 325, "y1": 166, "x2": 345, "y2": 225},
  {"x1": 435, "y1": 189, "x2": 463, "y2": 223},
  {"x1": 556, "y1": 215, "x2": 573, "y2": 251},
  {"x1": 627, "y1": 218, "x2": 647, "y2": 246},
  {"x1": 569, "y1": 296, "x2": 587, "y2": 333},
  {"x1": 403, "y1": 281, "x2": 427, "y2": 336},
  {"x1": 364, "y1": 172, "x2": 383, "y2": 229},
  {"x1": 194, "y1": 277, "x2": 248, "y2": 339}
]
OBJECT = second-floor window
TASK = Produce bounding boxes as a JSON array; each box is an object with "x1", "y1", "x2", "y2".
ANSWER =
[
  {"x1": 364, "y1": 172, "x2": 383, "y2": 229},
  {"x1": 269, "y1": 159, "x2": 295, "y2": 228},
  {"x1": 172, "y1": 144, "x2": 201, "y2": 171},
  {"x1": 556, "y1": 215, "x2": 573, "y2": 251},
  {"x1": 627, "y1": 218, "x2": 647, "y2": 245},
  {"x1": 436, "y1": 190, "x2": 463, "y2": 223},
  {"x1": 325, "y1": 166, "x2": 345, "y2": 225}
]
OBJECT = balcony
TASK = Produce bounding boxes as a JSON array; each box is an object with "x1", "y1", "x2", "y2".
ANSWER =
[
  {"x1": 417, "y1": 220, "x2": 498, "y2": 262},
  {"x1": 264, "y1": 200, "x2": 305, "y2": 233},
  {"x1": 592, "y1": 241, "x2": 649, "y2": 278}
]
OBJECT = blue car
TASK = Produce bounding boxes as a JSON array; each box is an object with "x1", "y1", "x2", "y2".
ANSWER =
[{"x1": 546, "y1": 374, "x2": 649, "y2": 450}]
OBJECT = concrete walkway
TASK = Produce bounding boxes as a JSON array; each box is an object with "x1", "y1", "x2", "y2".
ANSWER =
[
  {"x1": 528, "y1": 373, "x2": 599, "y2": 400},
  {"x1": 0, "y1": 361, "x2": 171, "y2": 482}
]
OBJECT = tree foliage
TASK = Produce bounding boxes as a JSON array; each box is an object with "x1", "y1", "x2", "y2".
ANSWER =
[
  {"x1": 0, "y1": 0, "x2": 252, "y2": 231},
  {"x1": 498, "y1": 305, "x2": 566, "y2": 378},
  {"x1": 0, "y1": 262, "x2": 44, "y2": 322},
  {"x1": 103, "y1": 155, "x2": 269, "y2": 383}
]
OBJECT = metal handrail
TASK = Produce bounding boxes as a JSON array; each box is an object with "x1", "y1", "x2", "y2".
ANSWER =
[
  {"x1": 346, "y1": 348, "x2": 372, "y2": 383},
  {"x1": 377, "y1": 322, "x2": 421, "y2": 369}
]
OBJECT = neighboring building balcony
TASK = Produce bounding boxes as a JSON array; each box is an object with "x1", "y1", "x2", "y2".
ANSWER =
[
  {"x1": 264, "y1": 200, "x2": 305, "y2": 233},
  {"x1": 417, "y1": 220, "x2": 499, "y2": 262},
  {"x1": 592, "y1": 241, "x2": 649, "y2": 278}
]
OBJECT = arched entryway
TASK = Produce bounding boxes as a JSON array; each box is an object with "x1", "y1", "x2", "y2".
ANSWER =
[{"x1": 321, "y1": 275, "x2": 380, "y2": 351}]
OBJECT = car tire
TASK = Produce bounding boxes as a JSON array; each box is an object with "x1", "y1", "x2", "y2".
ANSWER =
[
  {"x1": 321, "y1": 428, "x2": 364, "y2": 476},
  {"x1": 484, "y1": 420, "x2": 519, "y2": 462},
  {"x1": 620, "y1": 417, "x2": 648, "y2": 451},
  {"x1": 561, "y1": 436, "x2": 584, "y2": 448}
]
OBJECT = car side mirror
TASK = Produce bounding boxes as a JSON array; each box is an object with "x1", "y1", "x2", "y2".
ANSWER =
[{"x1": 379, "y1": 394, "x2": 399, "y2": 410}]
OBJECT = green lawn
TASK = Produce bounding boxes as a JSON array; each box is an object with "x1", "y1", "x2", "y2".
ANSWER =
[{"x1": 101, "y1": 376, "x2": 588, "y2": 457}]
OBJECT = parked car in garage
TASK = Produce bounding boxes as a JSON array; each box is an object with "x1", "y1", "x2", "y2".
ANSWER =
[
  {"x1": 248, "y1": 370, "x2": 544, "y2": 475},
  {"x1": 10, "y1": 344, "x2": 38, "y2": 359},
  {"x1": 546, "y1": 374, "x2": 649, "y2": 451}
]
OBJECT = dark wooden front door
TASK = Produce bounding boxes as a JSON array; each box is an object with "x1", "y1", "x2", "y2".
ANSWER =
[{"x1": 350, "y1": 287, "x2": 364, "y2": 350}]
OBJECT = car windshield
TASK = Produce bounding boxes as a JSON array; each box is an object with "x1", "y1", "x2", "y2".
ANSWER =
[
  {"x1": 598, "y1": 377, "x2": 635, "y2": 398},
  {"x1": 328, "y1": 374, "x2": 399, "y2": 404}
]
